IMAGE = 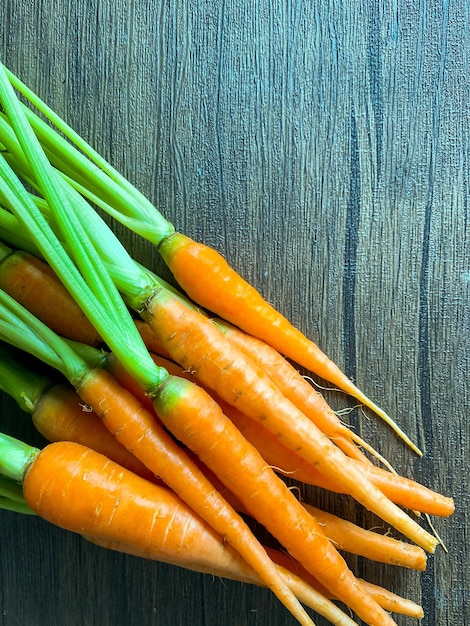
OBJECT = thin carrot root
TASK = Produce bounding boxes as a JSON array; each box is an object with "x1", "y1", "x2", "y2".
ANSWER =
[{"x1": 357, "y1": 580, "x2": 424, "y2": 619}]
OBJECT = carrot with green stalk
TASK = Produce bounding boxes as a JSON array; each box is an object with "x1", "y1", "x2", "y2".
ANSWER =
[
  {"x1": 0, "y1": 432, "x2": 362, "y2": 626},
  {"x1": 0, "y1": 64, "x2": 441, "y2": 623},
  {"x1": 1, "y1": 62, "x2": 421, "y2": 455},
  {"x1": 0, "y1": 99, "x2": 415, "y2": 479},
  {"x1": 0, "y1": 115, "x2": 440, "y2": 558}
]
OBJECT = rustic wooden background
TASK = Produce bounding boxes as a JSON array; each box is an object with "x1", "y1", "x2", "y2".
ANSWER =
[{"x1": 0, "y1": 1, "x2": 468, "y2": 625}]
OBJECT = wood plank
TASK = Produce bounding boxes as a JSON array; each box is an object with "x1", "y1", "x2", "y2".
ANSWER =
[{"x1": 0, "y1": 1, "x2": 467, "y2": 624}]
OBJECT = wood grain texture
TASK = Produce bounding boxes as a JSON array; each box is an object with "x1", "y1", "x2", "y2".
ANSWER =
[{"x1": 0, "y1": 1, "x2": 468, "y2": 624}]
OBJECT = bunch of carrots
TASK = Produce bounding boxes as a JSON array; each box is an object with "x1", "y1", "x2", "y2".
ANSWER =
[{"x1": 0, "y1": 60, "x2": 454, "y2": 625}]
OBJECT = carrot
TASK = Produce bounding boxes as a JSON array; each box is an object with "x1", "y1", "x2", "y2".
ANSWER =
[
  {"x1": 0, "y1": 434, "x2": 357, "y2": 626},
  {"x1": 141, "y1": 288, "x2": 438, "y2": 553},
  {"x1": 158, "y1": 232, "x2": 421, "y2": 455},
  {"x1": 153, "y1": 375, "x2": 399, "y2": 626},
  {"x1": 111, "y1": 330, "x2": 452, "y2": 528},
  {"x1": 97, "y1": 351, "x2": 430, "y2": 573},
  {"x1": 0, "y1": 245, "x2": 101, "y2": 346}
]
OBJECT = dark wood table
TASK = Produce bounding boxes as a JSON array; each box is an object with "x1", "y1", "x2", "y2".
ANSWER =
[{"x1": 0, "y1": 2, "x2": 468, "y2": 624}]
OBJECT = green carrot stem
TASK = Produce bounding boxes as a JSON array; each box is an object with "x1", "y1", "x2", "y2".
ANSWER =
[
  {"x1": 0, "y1": 432, "x2": 38, "y2": 482},
  {"x1": 0, "y1": 69, "x2": 128, "y2": 332},
  {"x1": 0, "y1": 70, "x2": 168, "y2": 391},
  {"x1": 0, "y1": 341, "x2": 52, "y2": 413},
  {"x1": 0, "y1": 240, "x2": 12, "y2": 262},
  {"x1": 4, "y1": 65, "x2": 174, "y2": 243},
  {"x1": 0, "y1": 206, "x2": 41, "y2": 257},
  {"x1": 0, "y1": 495, "x2": 36, "y2": 515},
  {"x1": 0, "y1": 99, "x2": 189, "y2": 315},
  {"x1": 0, "y1": 475, "x2": 28, "y2": 502}
]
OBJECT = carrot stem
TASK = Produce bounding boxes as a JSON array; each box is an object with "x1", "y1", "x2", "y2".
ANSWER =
[{"x1": 0, "y1": 65, "x2": 168, "y2": 391}]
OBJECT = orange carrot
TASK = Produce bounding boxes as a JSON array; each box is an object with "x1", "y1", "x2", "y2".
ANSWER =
[
  {"x1": 73, "y1": 366, "x2": 315, "y2": 626},
  {"x1": 141, "y1": 289, "x2": 438, "y2": 553},
  {"x1": 32, "y1": 383, "x2": 156, "y2": 482},
  {"x1": 0, "y1": 248, "x2": 101, "y2": 346},
  {"x1": 158, "y1": 232, "x2": 421, "y2": 455},
  {"x1": 6, "y1": 436, "x2": 355, "y2": 625},
  {"x1": 153, "y1": 374, "x2": 398, "y2": 626}
]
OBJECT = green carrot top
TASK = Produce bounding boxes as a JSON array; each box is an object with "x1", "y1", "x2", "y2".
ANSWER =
[{"x1": 0, "y1": 61, "x2": 168, "y2": 392}]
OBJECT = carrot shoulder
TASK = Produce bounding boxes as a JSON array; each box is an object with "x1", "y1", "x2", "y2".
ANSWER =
[{"x1": 158, "y1": 232, "x2": 421, "y2": 455}]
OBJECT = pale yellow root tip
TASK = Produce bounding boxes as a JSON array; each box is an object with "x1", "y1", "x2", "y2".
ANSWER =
[{"x1": 353, "y1": 391, "x2": 423, "y2": 457}]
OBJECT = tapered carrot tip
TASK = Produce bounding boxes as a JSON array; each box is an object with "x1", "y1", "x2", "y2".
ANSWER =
[{"x1": 158, "y1": 232, "x2": 422, "y2": 456}]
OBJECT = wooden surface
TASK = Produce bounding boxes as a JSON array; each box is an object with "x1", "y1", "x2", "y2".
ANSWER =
[{"x1": 0, "y1": 1, "x2": 468, "y2": 624}]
